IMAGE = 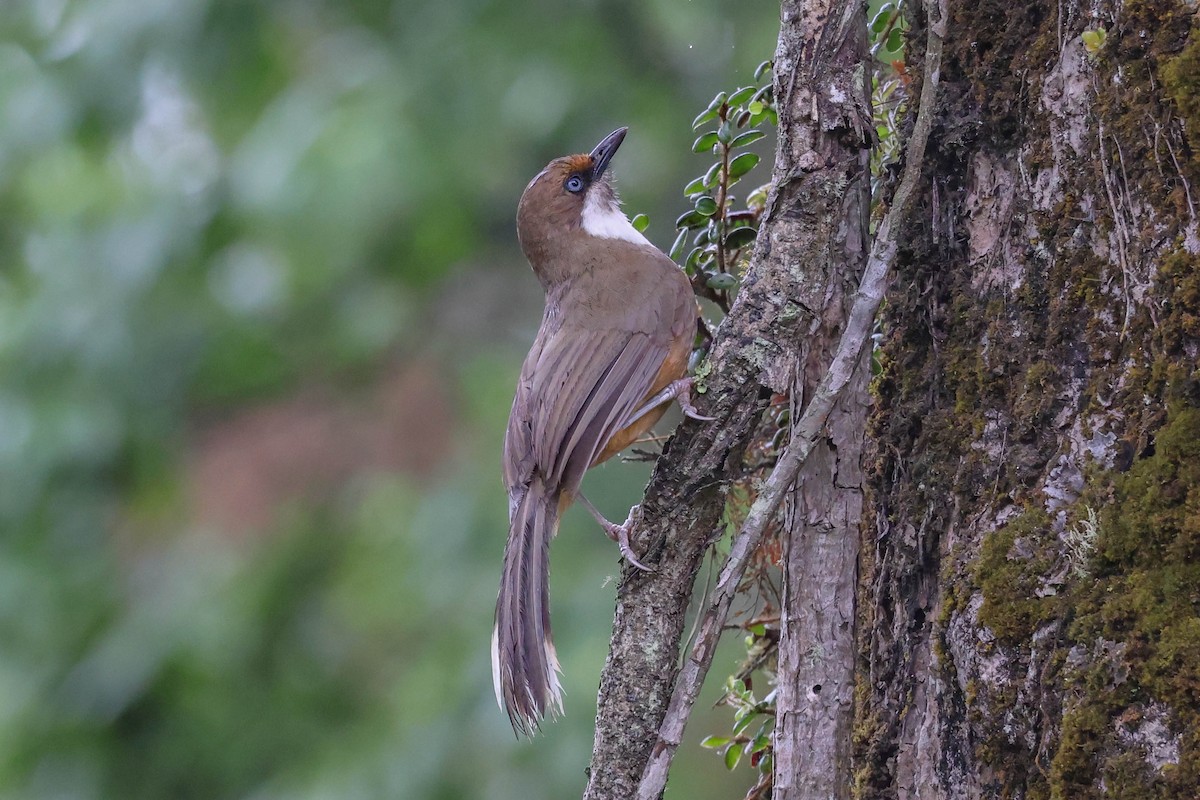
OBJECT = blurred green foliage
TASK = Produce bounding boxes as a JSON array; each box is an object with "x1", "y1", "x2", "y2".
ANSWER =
[{"x1": 0, "y1": 0, "x2": 778, "y2": 797}]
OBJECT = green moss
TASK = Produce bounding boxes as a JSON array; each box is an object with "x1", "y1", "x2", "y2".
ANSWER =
[
  {"x1": 851, "y1": 704, "x2": 885, "y2": 796},
  {"x1": 944, "y1": 0, "x2": 1060, "y2": 148},
  {"x1": 1014, "y1": 361, "x2": 1059, "y2": 431},
  {"x1": 1155, "y1": 249, "x2": 1200, "y2": 403},
  {"x1": 1159, "y1": 28, "x2": 1200, "y2": 141},
  {"x1": 1052, "y1": 406, "x2": 1200, "y2": 798},
  {"x1": 976, "y1": 508, "x2": 1061, "y2": 645}
]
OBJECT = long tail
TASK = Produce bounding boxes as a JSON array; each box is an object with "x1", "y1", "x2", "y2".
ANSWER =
[{"x1": 492, "y1": 478, "x2": 564, "y2": 735}]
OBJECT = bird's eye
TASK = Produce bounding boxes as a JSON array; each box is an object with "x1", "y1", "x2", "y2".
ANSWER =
[{"x1": 565, "y1": 175, "x2": 585, "y2": 194}]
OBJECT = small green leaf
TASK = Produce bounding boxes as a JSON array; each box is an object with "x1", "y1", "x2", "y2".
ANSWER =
[
  {"x1": 704, "y1": 161, "x2": 722, "y2": 187},
  {"x1": 728, "y1": 152, "x2": 760, "y2": 179},
  {"x1": 753, "y1": 60, "x2": 772, "y2": 81},
  {"x1": 886, "y1": 26, "x2": 903, "y2": 53},
  {"x1": 675, "y1": 209, "x2": 707, "y2": 229},
  {"x1": 727, "y1": 86, "x2": 756, "y2": 108},
  {"x1": 870, "y1": 3, "x2": 895, "y2": 33},
  {"x1": 1082, "y1": 28, "x2": 1107, "y2": 55},
  {"x1": 730, "y1": 130, "x2": 765, "y2": 148},
  {"x1": 748, "y1": 100, "x2": 764, "y2": 116},
  {"x1": 684, "y1": 174, "x2": 710, "y2": 196},
  {"x1": 695, "y1": 196, "x2": 718, "y2": 216},
  {"x1": 694, "y1": 93, "x2": 727, "y2": 129},
  {"x1": 724, "y1": 226, "x2": 757, "y2": 250},
  {"x1": 724, "y1": 744, "x2": 743, "y2": 771},
  {"x1": 685, "y1": 247, "x2": 704, "y2": 272},
  {"x1": 749, "y1": 622, "x2": 767, "y2": 636},
  {"x1": 716, "y1": 119, "x2": 734, "y2": 144},
  {"x1": 692, "y1": 131, "x2": 720, "y2": 153},
  {"x1": 630, "y1": 213, "x2": 649, "y2": 232},
  {"x1": 746, "y1": 185, "x2": 769, "y2": 209},
  {"x1": 732, "y1": 709, "x2": 757, "y2": 735},
  {"x1": 669, "y1": 228, "x2": 689, "y2": 260},
  {"x1": 692, "y1": 107, "x2": 719, "y2": 129},
  {"x1": 752, "y1": 734, "x2": 771, "y2": 753},
  {"x1": 706, "y1": 272, "x2": 737, "y2": 291},
  {"x1": 700, "y1": 736, "x2": 730, "y2": 749}
]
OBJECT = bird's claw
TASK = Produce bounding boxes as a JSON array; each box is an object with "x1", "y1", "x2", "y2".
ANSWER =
[
  {"x1": 602, "y1": 505, "x2": 655, "y2": 572},
  {"x1": 614, "y1": 524, "x2": 656, "y2": 572},
  {"x1": 676, "y1": 383, "x2": 716, "y2": 421}
]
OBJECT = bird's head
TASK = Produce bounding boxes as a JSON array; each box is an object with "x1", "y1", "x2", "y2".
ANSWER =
[{"x1": 516, "y1": 127, "x2": 651, "y2": 274}]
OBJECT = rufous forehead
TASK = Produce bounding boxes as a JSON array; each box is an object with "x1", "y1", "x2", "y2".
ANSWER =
[{"x1": 562, "y1": 154, "x2": 594, "y2": 173}]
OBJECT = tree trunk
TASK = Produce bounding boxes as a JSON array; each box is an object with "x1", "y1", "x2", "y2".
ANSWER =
[
  {"x1": 857, "y1": 1, "x2": 1200, "y2": 797},
  {"x1": 770, "y1": 1, "x2": 870, "y2": 798}
]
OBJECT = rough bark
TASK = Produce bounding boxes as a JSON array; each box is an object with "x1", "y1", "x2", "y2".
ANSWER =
[
  {"x1": 856, "y1": 0, "x2": 1200, "y2": 797},
  {"x1": 769, "y1": 0, "x2": 871, "y2": 798},
  {"x1": 581, "y1": 0, "x2": 872, "y2": 796}
]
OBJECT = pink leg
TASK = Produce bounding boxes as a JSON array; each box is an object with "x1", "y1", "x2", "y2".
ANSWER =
[{"x1": 577, "y1": 494, "x2": 655, "y2": 572}]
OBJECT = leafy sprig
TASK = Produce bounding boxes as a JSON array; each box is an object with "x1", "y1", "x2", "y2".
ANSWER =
[
  {"x1": 671, "y1": 60, "x2": 776, "y2": 314},
  {"x1": 700, "y1": 676, "x2": 776, "y2": 798}
]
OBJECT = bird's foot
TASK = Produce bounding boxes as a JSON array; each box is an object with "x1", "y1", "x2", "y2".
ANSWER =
[
  {"x1": 578, "y1": 495, "x2": 655, "y2": 572},
  {"x1": 670, "y1": 377, "x2": 716, "y2": 422},
  {"x1": 601, "y1": 506, "x2": 655, "y2": 573}
]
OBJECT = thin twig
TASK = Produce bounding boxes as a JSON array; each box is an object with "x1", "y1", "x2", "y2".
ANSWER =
[
  {"x1": 1163, "y1": 123, "x2": 1196, "y2": 221},
  {"x1": 715, "y1": 137, "x2": 731, "y2": 278},
  {"x1": 633, "y1": 0, "x2": 947, "y2": 795},
  {"x1": 1097, "y1": 124, "x2": 1133, "y2": 339}
]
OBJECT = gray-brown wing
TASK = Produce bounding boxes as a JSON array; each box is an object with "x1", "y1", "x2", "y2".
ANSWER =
[{"x1": 504, "y1": 322, "x2": 667, "y2": 499}]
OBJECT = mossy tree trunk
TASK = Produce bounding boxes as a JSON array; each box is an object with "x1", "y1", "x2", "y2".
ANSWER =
[{"x1": 856, "y1": 1, "x2": 1200, "y2": 797}]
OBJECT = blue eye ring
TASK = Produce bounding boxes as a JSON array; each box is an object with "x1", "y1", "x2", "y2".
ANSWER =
[{"x1": 565, "y1": 175, "x2": 585, "y2": 194}]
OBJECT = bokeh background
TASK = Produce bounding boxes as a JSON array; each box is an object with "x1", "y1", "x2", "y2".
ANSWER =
[{"x1": 0, "y1": 0, "x2": 782, "y2": 797}]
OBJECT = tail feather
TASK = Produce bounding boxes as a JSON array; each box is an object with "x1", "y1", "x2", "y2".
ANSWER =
[{"x1": 492, "y1": 479, "x2": 563, "y2": 735}]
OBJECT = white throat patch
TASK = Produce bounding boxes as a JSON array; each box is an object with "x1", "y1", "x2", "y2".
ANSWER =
[{"x1": 581, "y1": 190, "x2": 652, "y2": 246}]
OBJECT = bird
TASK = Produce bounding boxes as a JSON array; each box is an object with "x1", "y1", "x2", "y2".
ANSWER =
[{"x1": 492, "y1": 127, "x2": 709, "y2": 735}]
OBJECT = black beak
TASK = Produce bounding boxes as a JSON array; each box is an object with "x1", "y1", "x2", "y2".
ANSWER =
[{"x1": 588, "y1": 127, "x2": 628, "y2": 180}]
